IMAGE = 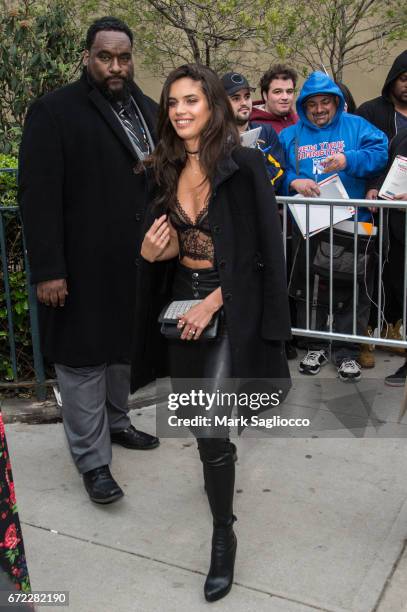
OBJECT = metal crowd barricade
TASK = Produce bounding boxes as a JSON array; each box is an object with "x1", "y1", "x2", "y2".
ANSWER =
[
  {"x1": 1, "y1": 178, "x2": 407, "y2": 404},
  {"x1": 276, "y1": 196, "x2": 407, "y2": 350},
  {"x1": 0, "y1": 168, "x2": 47, "y2": 400}
]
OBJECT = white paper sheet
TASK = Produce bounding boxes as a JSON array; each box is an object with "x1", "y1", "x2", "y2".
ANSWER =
[
  {"x1": 240, "y1": 126, "x2": 262, "y2": 148},
  {"x1": 379, "y1": 155, "x2": 407, "y2": 200},
  {"x1": 288, "y1": 174, "x2": 355, "y2": 238}
]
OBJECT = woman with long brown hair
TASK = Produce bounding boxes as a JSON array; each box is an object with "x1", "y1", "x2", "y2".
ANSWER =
[{"x1": 132, "y1": 64, "x2": 291, "y2": 602}]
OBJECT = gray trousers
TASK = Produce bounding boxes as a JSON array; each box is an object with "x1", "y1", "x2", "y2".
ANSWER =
[{"x1": 55, "y1": 363, "x2": 131, "y2": 474}]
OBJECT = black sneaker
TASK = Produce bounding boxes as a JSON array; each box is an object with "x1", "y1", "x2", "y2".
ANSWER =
[
  {"x1": 384, "y1": 363, "x2": 407, "y2": 387},
  {"x1": 338, "y1": 359, "x2": 361, "y2": 382},
  {"x1": 298, "y1": 350, "x2": 329, "y2": 375}
]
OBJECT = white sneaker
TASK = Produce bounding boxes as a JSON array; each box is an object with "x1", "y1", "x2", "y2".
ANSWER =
[
  {"x1": 298, "y1": 350, "x2": 329, "y2": 375},
  {"x1": 338, "y1": 359, "x2": 361, "y2": 382}
]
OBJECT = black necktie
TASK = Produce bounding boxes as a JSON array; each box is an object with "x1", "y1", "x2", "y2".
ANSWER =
[{"x1": 116, "y1": 101, "x2": 150, "y2": 155}]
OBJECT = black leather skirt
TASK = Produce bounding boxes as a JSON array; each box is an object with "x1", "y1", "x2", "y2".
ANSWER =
[
  {"x1": 169, "y1": 262, "x2": 230, "y2": 376},
  {"x1": 171, "y1": 262, "x2": 221, "y2": 301},
  {"x1": 168, "y1": 263, "x2": 233, "y2": 437}
]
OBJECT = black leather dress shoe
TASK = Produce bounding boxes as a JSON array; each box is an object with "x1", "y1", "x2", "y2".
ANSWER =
[
  {"x1": 110, "y1": 424, "x2": 160, "y2": 450},
  {"x1": 82, "y1": 465, "x2": 124, "y2": 504}
]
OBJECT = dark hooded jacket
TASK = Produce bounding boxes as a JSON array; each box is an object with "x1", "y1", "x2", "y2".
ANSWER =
[{"x1": 356, "y1": 50, "x2": 407, "y2": 140}]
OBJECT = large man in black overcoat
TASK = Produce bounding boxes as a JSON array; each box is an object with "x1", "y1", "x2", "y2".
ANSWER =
[{"x1": 19, "y1": 17, "x2": 159, "y2": 504}]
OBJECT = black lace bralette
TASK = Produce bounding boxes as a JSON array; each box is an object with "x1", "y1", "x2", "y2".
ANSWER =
[{"x1": 169, "y1": 199, "x2": 215, "y2": 264}]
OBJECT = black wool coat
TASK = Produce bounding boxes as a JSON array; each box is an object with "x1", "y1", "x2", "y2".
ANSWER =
[
  {"x1": 130, "y1": 146, "x2": 292, "y2": 394},
  {"x1": 18, "y1": 72, "x2": 158, "y2": 366}
]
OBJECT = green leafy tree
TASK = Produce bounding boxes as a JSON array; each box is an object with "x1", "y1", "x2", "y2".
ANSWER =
[
  {"x1": 0, "y1": 1, "x2": 82, "y2": 383},
  {"x1": 0, "y1": 156, "x2": 31, "y2": 381},
  {"x1": 285, "y1": 0, "x2": 407, "y2": 81},
  {"x1": 82, "y1": 0, "x2": 406, "y2": 82},
  {"x1": 82, "y1": 0, "x2": 298, "y2": 78},
  {"x1": 0, "y1": 0, "x2": 82, "y2": 155}
]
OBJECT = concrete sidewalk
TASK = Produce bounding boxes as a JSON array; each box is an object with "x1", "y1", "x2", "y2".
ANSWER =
[{"x1": 5, "y1": 350, "x2": 407, "y2": 612}]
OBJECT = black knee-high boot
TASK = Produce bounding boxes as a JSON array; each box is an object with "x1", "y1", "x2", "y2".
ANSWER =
[{"x1": 198, "y1": 438, "x2": 237, "y2": 603}]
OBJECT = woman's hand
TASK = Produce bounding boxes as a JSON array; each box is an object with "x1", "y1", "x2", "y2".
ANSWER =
[
  {"x1": 141, "y1": 215, "x2": 171, "y2": 262},
  {"x1": 177, "y1": 288, "x2": 223, "y2": 340}
]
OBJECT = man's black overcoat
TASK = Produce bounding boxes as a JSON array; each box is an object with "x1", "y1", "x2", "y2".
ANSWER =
[
  {"x1": 130, "y1": 147, "x2": 292, "y2": 394},
  {"x1": 18, "y1": 72, "x2": 157, "y2": 366}
]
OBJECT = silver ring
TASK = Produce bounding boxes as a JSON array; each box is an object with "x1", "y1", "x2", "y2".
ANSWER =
[{"x1": 188, "y1": 329, "x2": 196, "y2": 335}]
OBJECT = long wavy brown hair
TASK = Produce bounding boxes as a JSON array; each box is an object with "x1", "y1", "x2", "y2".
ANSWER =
[{"x1": 145, "y1": 64, "x2": 240, "y2": 212}]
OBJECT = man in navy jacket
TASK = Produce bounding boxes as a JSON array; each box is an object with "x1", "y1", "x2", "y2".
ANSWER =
[{"x1": 221, "y1": 71, "x2": 285, "y2": 191}]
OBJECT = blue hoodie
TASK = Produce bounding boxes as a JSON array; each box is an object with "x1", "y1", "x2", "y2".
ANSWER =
[{"x1": 279, "y1": 72, "x2": 388, "y2": 221}]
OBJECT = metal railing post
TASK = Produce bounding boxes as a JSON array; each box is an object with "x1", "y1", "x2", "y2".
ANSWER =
[
  {"x1": 306, "y1": 202, "x2": 310, "y2": 330},
  {"x1": 282, "y1": 201, "x2": 287, "y2": 260},
  {"x1": 404, "y1": 213, "x2": 407, "y2": 341},
  {"x1": 352, "y1": 205, "x2": 358, "y2": 335},
  {"x1": 20, "y1": 212, "x2": 47, "y2": 401},
  {"x1": 1, "y1": 167, "x2": 47, "y2": 399},
  {"x1": 275, "y1": 195, "x2": 407, "y2": 350},
  {"x1": 377, "y1": 207, "x2": 383, "y2": 338},
  {"x1": 0, "y1": 210, "x2": 18, "y2": 380},
  {"x1": 329, "y1": 204, "x2": 333, "y2": 334}
]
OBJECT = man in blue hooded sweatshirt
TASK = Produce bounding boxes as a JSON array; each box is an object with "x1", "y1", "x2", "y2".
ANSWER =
[{"x1": 279, "y1": 72, "x2": 388, "y2": 381}]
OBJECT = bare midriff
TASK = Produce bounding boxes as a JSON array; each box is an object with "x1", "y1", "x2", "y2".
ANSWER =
[{"x1": 179, "y1": 256, "x2": 213, "y2": 269}]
